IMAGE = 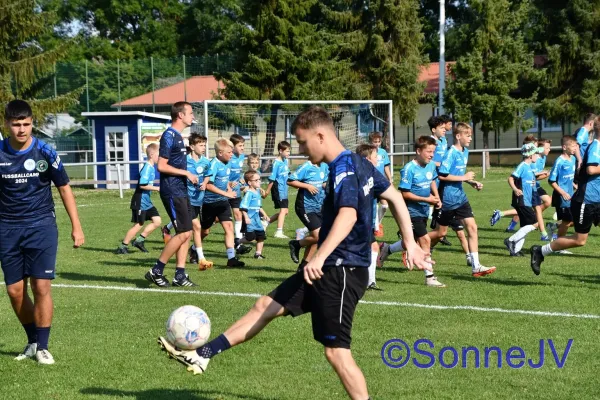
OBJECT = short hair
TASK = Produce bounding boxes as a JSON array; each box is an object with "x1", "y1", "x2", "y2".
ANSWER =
[
  {"x1": 230, "y1": 133, "x2": 245, "y2": 146},
  {"x1": 523, "y1": 134, "x2": 537, "y2": 144},
  {"x1": 171, "y1": 101, "x2": 192, "y2": 121},
  {"x1": 278, "y1": 141, "x2": 291, "y2": 151},
  {"x1": 439, "y1": 114, "x2": 452, "y2": 124},
  {"x1": 291, "y1": 106, "x2": 335, "y2": 134},
  {"x1": 427, "y1": 116, "x2": 443, "y2": 130},
  {"x1": 355, "y1": 143, "x2": 377, "y2": 158},
  {"x1": 189, "y1": 133, "x2": 207, "y2": 146},
  {"x1": 145, "y1": 143, "x2": 158, "y2": 156},
  {"x1": 244, "y1": 170, "x2": 259, "y2": 182},
  {"x1": 247, "y1": 153, "x2": 260, "y2": 162},
  {"x1": 453, "y1": 122, "x2": 472, "y2": 139},
  {"x1": 368, "y1": 131, "x2": 383, "y2": 142},
  {"x1": 561, "y1": 135, "x2": 577, "y2": 146},
  {"x1": 415, "y1": 136, "x2": 437, "y2": 150},
  {"x1": 538, "y1": 138, "x2": 552, "y2": 145},
  {"x1": 593, "y1": 115, "x2": 600, "y2": 136},
  {"x1": 214, "y1": 138, "x2": 233, "y2": 154},
  {"x1": 5, "y1": 100, "x2": 33, "y2": 121},
  {"x1": 584, "y1": 113, "x2": 597, "y2": 125}
]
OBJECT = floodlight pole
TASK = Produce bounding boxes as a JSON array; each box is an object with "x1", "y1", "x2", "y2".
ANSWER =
[{"x1": 439, "y1": 0, "x2": 445, "y2": 115}]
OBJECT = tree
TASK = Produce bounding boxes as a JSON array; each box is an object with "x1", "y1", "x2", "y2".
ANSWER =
[
  {"x1": 418, "y1": 0, "x2": 471, "y2": 61},
  {"x1": 321, "y1": 0, "x2": 428, "y2": 125},
  {"x1": 219, "y1": 0, "x2": 368, "y2": 161},
  {"x1": 444, "y1": 0, "x2": 537, "y2": 155},
  {"x1": 530, "y1": 0, "x2": 600, "y2": 128},
  {"x1": 0, "y1": 0, "x2": 81, "y2": 123}
]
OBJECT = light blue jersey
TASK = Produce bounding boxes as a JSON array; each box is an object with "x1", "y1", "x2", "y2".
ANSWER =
[
  {"x1": 531, "y1": 154, "x2": 547, "y2": 189},
  {"x1": 138, "y1": 162, "x2": 155, "y2": 211},
  {"x1": 288, "y1": 161, "x2": 329, "y2": 213},
  {"x1": 438, "y1": 145, "x2": 469, "y2": 210},
  {"x1": 432, "y1": 135, "x2": 448, "y2": 165},
  {"x1": 548, "y1": 155, "x2": 576, "y2": 208},
  {"x1": 187, "y1": 154, "x2": 211, "y2": 207},
  {"x1": 511, "y1": 161, "x2": 536, "y2": 207},
  {"x1": 375, "y1": 147, "x2": 390, "y2": 175},
  {"x1": 398, "y1": 160, "x2": 437, "y2": 218},
  {"x1": 229, "y1": 153, "x2": 246, "y2": 198},
  {"x1": 240, "y1": 188, "x2": 263, "y2": 232},
  {"x1": 575, "y1": 127, "x2": 591, "y2": 159},
  {"x1": 583, "y1": 139, "x2": 600, "y2": 204},
  {"x1": 269, "y1": 158, "x2": 289, "y2": 200},
  {"x1": 204, "y1": 158, "x2": 230, "y2": 204}
]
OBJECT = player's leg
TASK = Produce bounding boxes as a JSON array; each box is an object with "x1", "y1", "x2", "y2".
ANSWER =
[
  {"x1": 452, "y1": 226, "x2": 471, "y2": 265},
  {"x1": 505, "y1": 207, "x2": 538, "y2": 256},
  {"x1": 30, "y1": 278, "x2": 53, "y2": 362},
  {"x1": 133, "y1": 210, "x2": 161, "y2": 253},
  {"x1": 219, "y1": 207, "x2": 245, "y2": 267},
  {"x1": 461, "y1": 209, "x2": 496, "y2": 277},
  {"x1": 274, "y1": 206, "x2": 289, "y2": 238},
  {"x1": 118, "y1": 210, "x2": 144, "y2": 254},
  {"x1": 254, "y1": 234, "x2": 265, "y2": 259},
  {"x1": 325, "y1": 347, "x2": 369, "y2": 400}
]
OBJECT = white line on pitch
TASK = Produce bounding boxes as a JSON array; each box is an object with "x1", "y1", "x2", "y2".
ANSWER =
[{"x1": 3, "y1": 282, "x2": 597, "y2": 320}]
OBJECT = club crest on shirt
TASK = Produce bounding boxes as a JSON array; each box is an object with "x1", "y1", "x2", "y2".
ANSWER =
[
  {"x1": 36, "y1": 160, "x2": 48, "y2": 172},
  {"x1": 426, "y1": 171, "x2": 433, "y2": 180},
  {"x1": 196, "y1": 166, "x2": 204, "y2": 174},
  {"x1": 24, "y1": 159, "x2": 35, "y2": 171}
]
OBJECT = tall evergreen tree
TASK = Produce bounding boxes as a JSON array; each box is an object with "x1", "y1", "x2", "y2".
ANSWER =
[
  {"x1": 444, "y1": 0, "x2": 537, "y2": 150},
  {"x1": 0, "y1": 0, "x2": 81, "y2": 123}
]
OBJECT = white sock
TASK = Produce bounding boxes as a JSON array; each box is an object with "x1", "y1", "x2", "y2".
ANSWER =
[
  {"x1": 276, "y1": 228, "x2": 283, "y2": 233},
  {"x1": 226, "y1": 248, "x2": 235, "y2": 259},
  {"x1": 368, "y1": 251, "x2": 377, "y2": 285},
  {"x1": 167, "y1": 222, "x2": 174, "y2": 230},
  {"x1": 389, "y1": 240, "x2": 404, "y2": 254},
  {"x1": 470, "y1": 252, "x2": 480, "y2": 268},
  {"x1": 377, "y1": 205, "x2": 384, "y2": 225},
  {"x1": 301, "y1": 227, "x2": 309, "y2": 234},
  {"x1": 541, "y1": 243, "x2": 554, "y2": 257},
  {"x1": 196, "y1": 247, "x2": 205, "y2": 260},
  {"x1": 509, "y1": 225, "x2": 536, "y2": 243},
  {"x1": 234, "y1": 221, "x2": 243, "y2": 239},
  {"x1": 514, "y1": 238, "x2": 526, "y2": 253},
  {"x1": 428, "y1": 206, "x2": 434, "y2": 218}
]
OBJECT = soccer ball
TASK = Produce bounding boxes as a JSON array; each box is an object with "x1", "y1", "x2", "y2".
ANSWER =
[{"x1": 165, "y1": 305, "x2": 211, "y2": 350}]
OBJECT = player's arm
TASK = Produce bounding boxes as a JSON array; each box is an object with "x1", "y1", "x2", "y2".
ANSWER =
[
  {"x1": 586, "y1": 165, "x2": 600, "y2": 175},
  {"x1": 575, "y1": 144, "x2": 583, "y2": 169},
  {"x1": 241, "y1": 209, "x2": 251, "y2": 224},
  {"x1": 57, "y1": 184, "x2": 85, "y2": 248},
  {"x1": 401, "y1": 191, "x2": 437, "y2": 205},
  {"x1": 157, "y1": 157, "x2": 197, "y2": 184},
  {"x1": 287, "y1": 179, "x2": 319, "y2": 194},
  {"x1": 199, "y1": 176, "x2": 209, "y2": 191},
  {"x1": 206, "y1": 182, "x2": 235, "y2": 198},
  {"x1": 259, "y1": 208, "x2": 269, "y2": 220},
  {"x1": 439, "y1": 172, "x2": 475, "y2": 182},
  {"x1": 138, "y1": 184, "x2": 159, "y2": 192},
  {"x1": 507, "y1": 175, "x2": 522, "y2": 196}
]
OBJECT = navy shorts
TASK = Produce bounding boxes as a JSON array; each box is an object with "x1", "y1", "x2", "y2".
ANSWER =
[
  {"x1": 0, "y1": 223, "x2": 58, "y2": 285},
  {"x1": 161, "y1": 196, "x2": 193, "y2": 234}
]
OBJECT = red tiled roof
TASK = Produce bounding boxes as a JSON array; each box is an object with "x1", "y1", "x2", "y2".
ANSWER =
[
  {"x1": 114, "y1": 76, "x2": 223, "y2": 107},
  {"x1": 419, "y1": 62, "x2": 456, "y2": 94}
]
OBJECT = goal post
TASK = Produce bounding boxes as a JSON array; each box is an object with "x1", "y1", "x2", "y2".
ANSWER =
[{"x1": 192, "y1": 100, "x2": 394, "y2": 173}]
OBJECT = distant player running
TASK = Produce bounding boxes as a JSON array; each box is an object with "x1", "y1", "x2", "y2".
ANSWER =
[{"x1": 158, "y1": 106, "x2": 431, "y2": 400}]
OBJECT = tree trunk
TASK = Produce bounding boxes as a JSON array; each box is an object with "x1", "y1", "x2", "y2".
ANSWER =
[
  {"x1": 482, "y1": 129, "x2": 490, "y2": 170},
  {"x1": 261, "y1": 105, "x2": 280, "y2": 173}
]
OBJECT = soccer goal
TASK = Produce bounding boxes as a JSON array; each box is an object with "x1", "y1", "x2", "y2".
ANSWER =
[{"x1": 191, "y1": 100, "x2": 394, "y2": 172}]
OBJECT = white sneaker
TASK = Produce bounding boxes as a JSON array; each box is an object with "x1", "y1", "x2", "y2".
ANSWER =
[
  {"x1": 426, "y1": 276, "x2": 446, "y2": 287},
  {"x1": 35, "y1": 349, "x2": 55, "y2": 364},
  {"x1": 557, "y1": 249, "x2": 573, "y2": 254},
  {"x1": 14, "y1": 343, "x2": 37, "y2": 361},
  {"x1": 472, "y1": 265, "x2": 496, "y2": 277},
  {"x1": 295, "y1": 228, "x2": 306, "y2": 240},
  {"x1": 377, "y1": 243, "x2": 390, "y2": 267},
  {"x1": 274, "y1": 231, "x2": 289, "y2": 239},
  {"x1": 158, "y1": 336, "x2": 209, "y2": 375}
]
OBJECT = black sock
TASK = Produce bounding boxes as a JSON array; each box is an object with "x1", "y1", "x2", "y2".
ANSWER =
[
  {"x1": 22, "y1": 322, "x2": 37, "y2": 344},
  {"x1": 36, "y1": 326, "x2": 51, "y2": 350},
  {"x1": 174, "y1": 268, "x2": 186, "y2": 280},
  {"x1": 196, "y1": 334, "x2": 231, "y2": 359},
  {"x1": 152, "y1": 260, "x2": 166, "y2": 275},
  {"x1": 121, "y1": 242, "x2": 128, "y2": 248}
]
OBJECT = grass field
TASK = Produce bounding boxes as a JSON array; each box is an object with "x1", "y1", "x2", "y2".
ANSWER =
[{"x1": 1, "y1": 168, "x2": 599, "y2": 400}]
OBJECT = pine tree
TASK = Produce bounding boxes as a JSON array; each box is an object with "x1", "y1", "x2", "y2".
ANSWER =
[
  {"x1": 0, "y1": 0, "x2": 81, "y2": 123},
  {"x1": 444, "y1": 0, "x2": 537, "y2": 151}
]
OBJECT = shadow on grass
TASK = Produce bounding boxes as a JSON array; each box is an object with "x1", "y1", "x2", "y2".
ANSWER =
[
  {"x1": 547, "y1": 272, "x2": 600, "y2": 284},
  {"x1": 97, "y1": 259, "x2": 157, "y2": 268},
  {"x1": 58, "y1": 272, "x2": 150, "y2": 288},
  {"x1": 444, "y1": 273, "x2": 551, "y2": 287},
  {"x1": 80, "y1": 387, "x2": 270, "y2": 400}
]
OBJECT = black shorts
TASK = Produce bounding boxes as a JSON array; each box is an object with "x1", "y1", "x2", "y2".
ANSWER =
[
  {"x1": 269, "y1": 265, "x2": 368, "y2": 349},
  {"x1": 229, "y1": 197, "x2": 242, "y2": 209},
  {"x1": 531, "y1": 191, "x2": 542, "y2": 207},
  {"x1": 436, "y1": 202, "x2": 474, "y2": 227},
  {"x1": 245, "y1": 230, "x2": 266, "y2": 242},
  {"x1": 192, "y1": 206, "x2": 202, "y2": 220},
  {"x1": 515, "y1": 206, "x2": 537, "y2": 227},
  {"x1": 410, "y1": 217, "x2": 428, "y2": 239},
  {"x1": 201, "y1": 200, "x2": 233, "y2": 229},
  {"x1": 556, "y1": 207, "x2": 573, "y2": 222},
  {"x1": 296, "y1": 208, "x2": 322, "y2": 232},
  {"x1": 131, "y1": 206, "x2": 160, "y2": 225},
  {"x1": 537, "y1": 187, "x2": 548, "y2": 197},
  {"x1": 271, "y1": 183, "x2": 289, "y2": 209},
  {"x1": 570, "y1": 201, "x2": 600, "y2": 234},
  {"x1": 161, "y1": 196, "x2": 193, "y2": 234}
]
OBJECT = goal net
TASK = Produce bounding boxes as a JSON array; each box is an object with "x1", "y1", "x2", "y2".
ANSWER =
[{"x1": 191, "y1": 100, "x2": 393, "y2": 172}]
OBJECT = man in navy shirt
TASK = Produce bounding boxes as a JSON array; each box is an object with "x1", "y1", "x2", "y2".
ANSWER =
[
  {"x1": 158, "y1": 106, "x2": 431, "y2": 399},
  {"x1": 145, "y1": 101, "x2": 199, "y2": 287},
  {"x1": 1, "y1": 100, "x2": 84, "y2": 365},
  {"x1": 531, "y1": 116, "x2": 600, "y2": 275}
]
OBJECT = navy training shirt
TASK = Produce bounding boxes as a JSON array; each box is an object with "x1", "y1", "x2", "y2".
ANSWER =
[
  {"x1": 0, "y1": 137, "x2": 70, "y2": 226},
  {"x1": 159, "y1": 127, "x2": 187, "y2": 197},
  {"x1": 319, "y1": 151, "x2": 390, "y2": 267}
]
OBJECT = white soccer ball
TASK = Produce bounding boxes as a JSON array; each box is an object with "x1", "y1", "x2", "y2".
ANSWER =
[{"x1": 166, "y1": 305, "x2": 211, "y2": 350}]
